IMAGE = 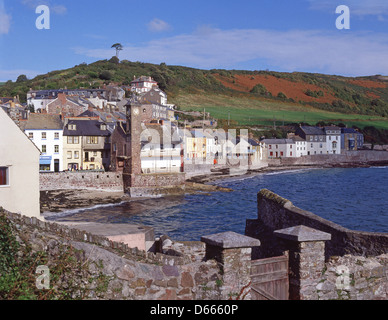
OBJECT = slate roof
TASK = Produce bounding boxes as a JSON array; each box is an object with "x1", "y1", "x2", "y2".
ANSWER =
[
  {"x1": 299, "y1": 126, "x2": 325, "y2": 135},
  {"x1": 24, "y1": 114, "x2": 63, "y2": 130},
  {"x1": 341, "y1": 128, "x2": 361, "y2": 134},
  {"x1": 261, "y1": 138, "x2": 295, "y2": 144},
  {"x1": 63, "y1": 120, "x2": 111, "y2": 136}
]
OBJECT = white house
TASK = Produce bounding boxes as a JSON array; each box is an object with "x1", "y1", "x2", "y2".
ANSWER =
[
  {"x1": 24, "y1": 114, "x2": 64, "y2": 172},
  {"x1": 262, "y1": 139, "x2": 296, "y2": 158},
  {"x1": 131, "y1": 76, "x2": 158, "y2": 94},
  {"x1": 0, "y1": 107, "x2": 41, "y2": 219},
  {"x1": 292, "y1": 136, "x2": 308, "y2": 157},
  {"x1": 140, "y1": 124, "x2": 183, "y2": 174},
  {"x1": 324, "y1": 126, "x2": 341, "y2": 154}
]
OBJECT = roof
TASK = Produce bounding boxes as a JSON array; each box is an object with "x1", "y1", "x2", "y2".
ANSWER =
[
  {"x1": 341, "y1": 128, "x2": 362, "y2": 134},
  {"x1": 24, "y1": 114, "x2": 63, "y2": 130},
  {"x1": 261, "y1": 138, "x2": 295, "y2": 144},
  {"x1": 299, "y1": 126, "x2": 325, "y2": 135},
  {"x1": 63, "y1": 120, "x2": 111, "y2": 136},
  {"x1": 141, "y1": 124, "x2": 182, "y2": 145},
  {"x1": 291, "y1": 136, "x2": 305, "y2": 142}
]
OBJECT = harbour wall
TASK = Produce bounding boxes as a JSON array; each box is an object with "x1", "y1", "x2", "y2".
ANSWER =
[
  {"x1": 40, "y1": 172, "x2": 124, "y2": 192},
  {"x1": 268, "y1": 150, "x2": 388, "y2": 167}
]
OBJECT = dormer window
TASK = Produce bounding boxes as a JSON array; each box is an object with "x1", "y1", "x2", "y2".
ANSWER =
[
  {"x1": 68, "y1": 124, "x2": 76, "y2": 130},
  {"x1": 100, "y1": 124, "x2": 107, "y2": 131}
]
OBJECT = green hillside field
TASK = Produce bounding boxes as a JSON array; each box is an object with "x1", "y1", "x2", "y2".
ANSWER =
[{"x1": 171, "y1": 93, "x2": 388, "y2": 130}]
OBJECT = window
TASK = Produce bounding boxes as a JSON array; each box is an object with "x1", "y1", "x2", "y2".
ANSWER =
[
  {"x1": 54, "y1": 145, "x2": 59, "y2": 153},
  {"x1": 100, "y1": 124, "x2": 107, "y2": 131},
  {"x1": 74, "y1": 151, "x2": 79, "y2": 159},
  {"x1": 42, "y1": 145, "x2": 47, "y2": 153},
  {"x1": 280, "y1": 152, "x2": 284, "y2": 156},
  {"x1": 93, "y1": 151, "x2": 97, "y2": 157},
  {"x1": 290, "y1": 152, "x2": 293, "y2": 156},
  {"x1": 269, "y1": 145, "x2": 272, "y2": 150},
  {"x1": 87, "y1": 136, "x2": 98, "y2": 144},
  {"x1": 54, "y1": 132, "x2": 59, "y2": 140},
  {"x1": 270, "y1": 152, "x2": 273, "y2": 157},
  {"x1": 67, "y1": 136, "x2": 79, "y2": 144},
  {"x1": 42, "y1": 132, "x2": 47, "y2": 139},
  {"x1": 67, "y1": 151, "x2": 72, "y2": 159},
  {"x1": 0, "y1": 167, "x2": 9, "y2": 186},
  {"x1": 28, "y1": 132, "x2": 34, "y2": 139},
  {"x1": 68, "y1": 124, "x2": 77, "y2": 130}
]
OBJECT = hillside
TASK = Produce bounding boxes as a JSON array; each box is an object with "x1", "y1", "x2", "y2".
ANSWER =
[{"x1": 1, "y1": 58, "x2": 388, "y2": 132}]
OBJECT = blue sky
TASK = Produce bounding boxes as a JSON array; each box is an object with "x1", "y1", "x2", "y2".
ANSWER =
[{"x1": 1, "y1": 0, "x2": 388, "y2": 81}]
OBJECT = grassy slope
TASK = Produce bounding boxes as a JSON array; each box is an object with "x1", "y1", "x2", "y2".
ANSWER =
[
  {"x1": 1, "y1": 58, "x2": 387, "y2": 130},
  {"x1": 170, "y1": 92, "x2": 388, "y2": 130}
]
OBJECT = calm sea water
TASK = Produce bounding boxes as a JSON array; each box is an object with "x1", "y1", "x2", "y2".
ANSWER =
[{"x1": 48, "y1": 167, "x2": 388, "y2": 241}]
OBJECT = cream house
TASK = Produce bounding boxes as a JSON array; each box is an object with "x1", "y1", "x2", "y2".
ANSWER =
[{"x1": 0, "y1": 107, "x2": 41, "y2": 219}]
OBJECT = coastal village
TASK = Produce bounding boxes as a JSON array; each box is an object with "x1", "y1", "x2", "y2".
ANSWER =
[
  {"x1": 0, "y1": 74, "x2": 376, "y2": 222},
  {"x1": 2, "y1": 75, "x2": 388, "y2": 302}
]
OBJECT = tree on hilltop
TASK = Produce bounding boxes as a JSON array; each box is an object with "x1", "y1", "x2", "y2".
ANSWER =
[{"x1": 111, "y1": 43, "x2": 123, "y2": 59}]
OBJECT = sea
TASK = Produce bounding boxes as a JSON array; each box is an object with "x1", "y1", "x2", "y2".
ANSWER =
[{"x1": 46, "y1": 166, "x2": 388, "y2": 241}]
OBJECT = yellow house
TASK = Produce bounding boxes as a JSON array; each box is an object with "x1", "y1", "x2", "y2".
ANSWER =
[
  {"x1": 63, "y1": 119, "x2": 111, "y2": 171},
  {"x1": 0, "y1": 107, "x2": 41, "y2": 218}
]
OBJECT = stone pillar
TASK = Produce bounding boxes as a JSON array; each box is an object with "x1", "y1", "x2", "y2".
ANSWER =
[
  {"x1": 201, "y1": 231, "x2": 261, "y2": 300},
  {"x1": 274, "y1": 225, "x2": 331, "y2": 300}
]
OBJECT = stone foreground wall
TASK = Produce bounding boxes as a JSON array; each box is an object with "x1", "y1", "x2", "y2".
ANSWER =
[
  {"x1": 40, "y1": 172, "x2": 124, "y2": 192},
  {"x1": 1, "y1": 208, "x2": 226, "y2": 300},
  {"x1": 317, "y1": 253, "x2": 388, "y2": 300}
]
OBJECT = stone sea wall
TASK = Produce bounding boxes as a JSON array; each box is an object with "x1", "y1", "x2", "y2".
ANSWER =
[
  {"x1": 246, "y1": 189, "x2": 388, "y2": 259},
  {"x1": 268, "y1": 150, "x2": 388, "y2": 167},
  {"x1": 40, "y1": 172, "x2": 124, "y2": 192},
  {"x1": 246, "y1": 189, "x2": 388, "y2": 300}
]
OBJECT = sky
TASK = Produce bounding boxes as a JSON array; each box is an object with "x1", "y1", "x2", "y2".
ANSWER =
[{"x1": 1, "y1": 0, "x2": 388, "y2": 82}]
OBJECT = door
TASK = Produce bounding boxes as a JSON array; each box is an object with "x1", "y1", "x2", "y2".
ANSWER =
[
  {"x1": 250, "y1": 255, "x2": 289, "y2": 300},
  {"x1": 54, "y1": 159, "x2": 60, "y2": 172}
]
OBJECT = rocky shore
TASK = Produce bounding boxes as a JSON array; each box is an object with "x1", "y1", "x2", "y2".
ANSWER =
[{"x1": 40, "y1": 181, "x2": 233, "y2": 214}]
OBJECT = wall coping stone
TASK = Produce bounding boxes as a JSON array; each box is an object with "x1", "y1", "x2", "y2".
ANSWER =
[
  {"x1": 201, "y1": 231, "x2": 261, "y2": 249},
  {"x1": 274, "y1": 225, "x2": 332, "y2": 242}
]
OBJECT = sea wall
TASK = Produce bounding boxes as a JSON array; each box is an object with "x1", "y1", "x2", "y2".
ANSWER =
[
  {"x1": 246, "y1": 189, "x2": 388, "y2": 259},
  {"x1": 245, "y1": 189, "x2": 388, "y2": 300},
  {"x1": 268, "y1": 150, "x2": 388, "y2": 167},
  {"x1": 40, "y1": 172, "x2": 124, "y2": 192}
]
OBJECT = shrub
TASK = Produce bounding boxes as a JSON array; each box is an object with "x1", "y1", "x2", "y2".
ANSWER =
[{"x1": 99, "y1": 71, "x2": 112, "y2": 81}]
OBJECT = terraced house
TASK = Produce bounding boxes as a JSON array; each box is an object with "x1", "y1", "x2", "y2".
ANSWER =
[
  {"x1": 295, "y1": 126, "x2": 327, "y2": 155},
  {"x1": 23, "y1": 114, "x2": 64, "y2": 172},
  {"x1": 63, "y1": 119, "x2": 111, "y2": 171}
]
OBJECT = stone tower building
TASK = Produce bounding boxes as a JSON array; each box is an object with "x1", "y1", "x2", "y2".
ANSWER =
[{"x1": 122, "y1": 100, "x2": 185, "y2": 197}]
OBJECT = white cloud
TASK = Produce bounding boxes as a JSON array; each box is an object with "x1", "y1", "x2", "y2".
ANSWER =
[
  {"x1": 73, "y1": 27, "x2": 388, "y2": 76},
  {"x1": 0, "y1": 1, "x2": 11, "y2": 34},
  {"x1": 147, "y1": 18, "x2": 172, "y2": 33}
]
